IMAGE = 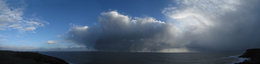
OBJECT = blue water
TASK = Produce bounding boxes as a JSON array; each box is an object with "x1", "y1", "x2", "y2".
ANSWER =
[{"x1": 40, "y1": 52, "x2": 241, "y2": 64}]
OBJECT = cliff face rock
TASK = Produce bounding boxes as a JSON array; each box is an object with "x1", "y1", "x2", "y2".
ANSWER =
[
  {"x1": 0, "y1": 50, "x2": 68, "y2": 64},
  {"x1": 236, "y1": 48, "x2": 260, "y2": 64}
]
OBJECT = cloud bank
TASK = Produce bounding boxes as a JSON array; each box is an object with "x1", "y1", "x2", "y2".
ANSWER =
[
  {"x1": 0, "y1": 0, "x2": 45, "y2": 32},
  {"x1": 66, "y1": 0, "x2": 260, "y2": 52},
  {"x1": 163, "y1": 0, "x2": 260, "y2": 52}
]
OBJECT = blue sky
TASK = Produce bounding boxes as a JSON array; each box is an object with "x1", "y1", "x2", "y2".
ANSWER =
[
  {"x1": 1, "y1": 0, "x2": 260, "y2": 52},
  {"x1": 0, "y1": 0, "x2": 173, "y2": 51}
]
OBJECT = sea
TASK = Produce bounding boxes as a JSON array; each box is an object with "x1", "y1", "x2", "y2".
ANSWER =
[{"x1": 40, "y1": 52, "x2": 244, "y2": 64}]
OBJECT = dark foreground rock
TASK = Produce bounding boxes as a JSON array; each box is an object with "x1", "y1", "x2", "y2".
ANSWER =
[
  {"x1": 0, "y1": 50, "x2": 68, "y2": 64},
  {"x1": 236, "y1": 48, "x2": 260, "y2": 64}
]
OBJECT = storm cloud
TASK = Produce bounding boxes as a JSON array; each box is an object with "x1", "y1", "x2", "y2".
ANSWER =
[
  {"x1": 66, "y1": 0, "x2": 260, "y2": 52},
  {"x1": 66, "y1": 11, "x2": 181, "y2": 52}
]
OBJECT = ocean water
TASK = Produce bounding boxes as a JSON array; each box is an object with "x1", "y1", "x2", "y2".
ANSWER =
[{"x1": 40, "y1": 52, "x2": 241, "y2": 64}]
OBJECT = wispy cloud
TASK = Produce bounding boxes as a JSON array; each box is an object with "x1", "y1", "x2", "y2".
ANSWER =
[
  {"x1": 47, "y1": 40, "x2": 57, "y2": 44},
  {"x1": 0, "y1": 39, "x2": 8, "y2": 42},
  {"x1": 0, "y1": 0, "x2": 46, "y2": 32},
  {"x1": 0, "y1": 35, "x2": 5, "y2": 37}
]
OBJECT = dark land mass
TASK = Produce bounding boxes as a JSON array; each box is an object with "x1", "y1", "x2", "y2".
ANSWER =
[
  {"x1": 0, "y1": 50, "x2": 68, "y2": 64},
  {"x1": 236, "y1": 48, "x2": 260, "y2": 64}
]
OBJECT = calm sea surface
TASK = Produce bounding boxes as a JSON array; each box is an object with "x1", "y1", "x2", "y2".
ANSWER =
[{"x1": 40, "y1": 52, "x2": 241, "y2": 64}]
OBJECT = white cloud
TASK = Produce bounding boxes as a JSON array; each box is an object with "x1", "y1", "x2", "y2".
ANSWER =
[
  {"x1": 66, "y1": 0, "x2": 260, "y2": 52},
  {"x1": 47, "y1": 40, "x2": 57, "y2": 44},
  {"x1": 69, "y1": 25, "x2": 88, "y2": 32},
  {"x1": 0, "y1": 0, "x2": 46, "y2": 32},
  {"x1": 163, "y1": 0, "x2": 260, "y2": 52}
]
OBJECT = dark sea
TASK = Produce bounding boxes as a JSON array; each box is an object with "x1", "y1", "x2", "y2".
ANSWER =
[{"x1": 40, "y1": 52, "x2": 243, "y2": 64}]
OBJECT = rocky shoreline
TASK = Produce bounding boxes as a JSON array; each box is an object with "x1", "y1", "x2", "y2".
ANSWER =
[
  {"x1": 236, "y1": 48, "x2": 260, "y2": 64},
  {"x1": 0, "y1": 50, "x2": 68, "y2": 64}
]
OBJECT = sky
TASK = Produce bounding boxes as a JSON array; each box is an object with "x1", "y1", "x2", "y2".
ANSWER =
[{"x1": 0, "y1": 0, "x2": 260, "y2": 52}]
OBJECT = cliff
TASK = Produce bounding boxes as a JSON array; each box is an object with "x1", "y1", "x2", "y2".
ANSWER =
[
  {"x1": 236, "y1": 48, "x2": 260, "y2": 64},
  {"x1": 0, "y1": 50, "x2": 68, "y2": 64}
]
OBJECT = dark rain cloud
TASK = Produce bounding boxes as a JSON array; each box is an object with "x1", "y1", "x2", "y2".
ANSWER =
[
  {"x1": 66, "y1": 0, "x2": 260, "y2": 52},
  {"x1": 66, "y1": 11, "x2": 179, "y2": 52}
]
